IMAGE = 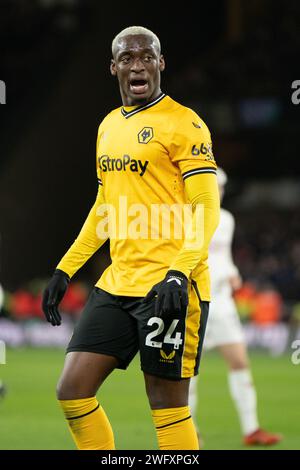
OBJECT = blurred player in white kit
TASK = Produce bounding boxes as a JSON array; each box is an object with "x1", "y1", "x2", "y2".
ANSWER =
[{"x1": 189, "y1": 168, "x2": 282, "y2": 446}]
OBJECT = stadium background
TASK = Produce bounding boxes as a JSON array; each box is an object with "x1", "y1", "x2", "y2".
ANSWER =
[{"x1": 0, "y1": 0, "x2": 299, "y2": 450}]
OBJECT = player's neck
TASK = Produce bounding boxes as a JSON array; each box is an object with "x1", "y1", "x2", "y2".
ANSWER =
[{"x1": 121, "y1": 88, "x2": 163, "y2": 107}]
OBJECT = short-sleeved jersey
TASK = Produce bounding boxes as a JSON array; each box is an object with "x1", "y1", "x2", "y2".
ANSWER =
[{"x1": 95, "y1": 93, "x2": 217, "y2": 299}]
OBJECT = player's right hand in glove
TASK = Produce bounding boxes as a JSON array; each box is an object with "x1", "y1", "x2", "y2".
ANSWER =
[{"x1": 42, "y1": 269, "x2": 70, "y2": 326}]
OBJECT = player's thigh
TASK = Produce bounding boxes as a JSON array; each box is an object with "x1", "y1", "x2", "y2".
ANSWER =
[
  {"x1": 57, "y1": 351, "x2": 118, "y2": 400},
  {"x1": 57, "y1": 287, "x2": 139, "y2": 398},
  {"x1": 137, "y1": 282, "x2": 209, "y2": 381},
  {"x1": 218, "y1": 342, "x2": 250, "y2": 370}
]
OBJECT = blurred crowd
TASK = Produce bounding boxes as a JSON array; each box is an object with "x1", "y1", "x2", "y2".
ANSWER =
[
  {"x1": 171, "y1": 1, "x2": 300, "y2": 100},
  {"x1": 1, "y1": 0, "x2": 299, "y2": 330},
  {"x1": 1, "y1": 207, "x2": 299, "y2": 326},
  {"x1": 234, "y1": 209, "x2": 300, "y2": 304},
  {"x1": 0, "y1": 278, "x2": 88, "y2": 322},
  {"x1": 0, "y1": 0, "x2": 93, "y2": 137},
  {"x1": 0, "y1": 278, "x2": 298, "y2": 328}
]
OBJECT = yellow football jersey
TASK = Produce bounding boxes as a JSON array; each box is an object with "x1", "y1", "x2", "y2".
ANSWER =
[{"x1": 93, "y1": 94, "x2": 217, "y2": 298}]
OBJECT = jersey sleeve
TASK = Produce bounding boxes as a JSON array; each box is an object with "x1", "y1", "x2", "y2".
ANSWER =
[
  {"x1": 169, "y1": 108, "x2": 217, "y2": 180},
  {"x1": 167, "y1": 109, "x2": 219, "y2": 277},
  {"x1": 169, "y1": 172, "x2": 220, "y2": 278}
]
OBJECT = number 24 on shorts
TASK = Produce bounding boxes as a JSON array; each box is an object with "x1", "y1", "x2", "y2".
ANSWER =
[{"x1": 145, "y1": 318, "x2": 183, "y2": 350}]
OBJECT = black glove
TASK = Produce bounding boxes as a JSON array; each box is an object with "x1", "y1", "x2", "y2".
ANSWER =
[
  {"x1": 143, "y1": 270, "x2": 189, "y2": 317},
  {"x1": 42, "y1": 269, "x2": 70, "y2": 326}
]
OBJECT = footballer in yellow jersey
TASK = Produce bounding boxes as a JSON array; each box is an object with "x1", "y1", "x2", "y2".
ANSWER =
[
  {"x1": 42, "y1": 26, "x2": 220, "y2": 451},
  {"x1": 60, "y1": 94, "x2": 216, "y2": 299}
]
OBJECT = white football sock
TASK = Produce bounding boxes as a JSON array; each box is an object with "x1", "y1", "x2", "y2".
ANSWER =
[{"x1": 228, "y1": 369, "x2": 259, "y2": 435}]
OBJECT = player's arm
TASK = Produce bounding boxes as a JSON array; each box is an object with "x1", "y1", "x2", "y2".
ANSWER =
[
  {"x1": 144, "y1": 109, "x2": 220, "y2": 316},
  {"x1": 42, "y1": 184, "x2": 108, "y2": 326},
  {"x1": 144, "y1": 174, "x2": 219, "y2": 316},
  {"x1": 169, "y1": 172, "x2": 220, "y2": 276}
]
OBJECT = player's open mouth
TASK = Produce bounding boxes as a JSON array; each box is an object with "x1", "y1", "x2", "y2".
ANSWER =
[{"x1": 129, "y1": 79, "x2": 149, "y2": 94}]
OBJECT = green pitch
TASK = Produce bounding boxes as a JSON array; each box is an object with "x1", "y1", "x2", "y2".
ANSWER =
[{"x1": 0, "y1": 348, "x2": 299, "y2": 450}]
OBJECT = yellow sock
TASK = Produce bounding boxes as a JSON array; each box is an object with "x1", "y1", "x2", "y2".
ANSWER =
[
  {"x1": 59, "y1": 397, "x2": 115, "y2": 450},
  {"x1": 152, "y1": 406, "x2": 199, "y2": 450}
]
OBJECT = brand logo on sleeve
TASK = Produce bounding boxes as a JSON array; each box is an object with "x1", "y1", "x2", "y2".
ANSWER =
[
  {"x1": 192, "y1": 143, "x2": 215, "y2": 162},
  {"x1": 192, "y1": 122, "x2": 202, "y2": 129}
]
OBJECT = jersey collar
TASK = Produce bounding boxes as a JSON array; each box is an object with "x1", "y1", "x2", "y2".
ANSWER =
[{"x1": 121, "y1": 92, "x2": 166, "y2": 119}]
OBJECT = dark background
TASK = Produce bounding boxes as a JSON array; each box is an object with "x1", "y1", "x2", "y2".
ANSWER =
[{"x1": 0, "y1": 0, "x2": 299, "y2": 303}]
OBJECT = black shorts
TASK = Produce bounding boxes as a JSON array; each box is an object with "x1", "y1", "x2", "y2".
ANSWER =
[{"x1": 67, "y1": 285, "x2": 209, "y2": 379}]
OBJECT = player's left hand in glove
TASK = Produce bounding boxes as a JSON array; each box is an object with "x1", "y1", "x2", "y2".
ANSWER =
[
  {"x1": 42, "y1": 269, "x2": 70, "y2": 326},
  {"x1": 143, "y1": 270, "x2": 189, "y2": 317}
]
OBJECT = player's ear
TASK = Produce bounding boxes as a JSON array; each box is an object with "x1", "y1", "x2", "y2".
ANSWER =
[
  {"x1": 159, "y1": 55, "x2": 165, "y2": 72},
  {"x1": 110, "y1": 59, "x2": 117, "y2": 76}
]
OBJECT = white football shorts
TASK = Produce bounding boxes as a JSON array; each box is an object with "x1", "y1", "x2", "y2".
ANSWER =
[{"x1": 204, "y1": 296, "x2": 244, "y2": 350}]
